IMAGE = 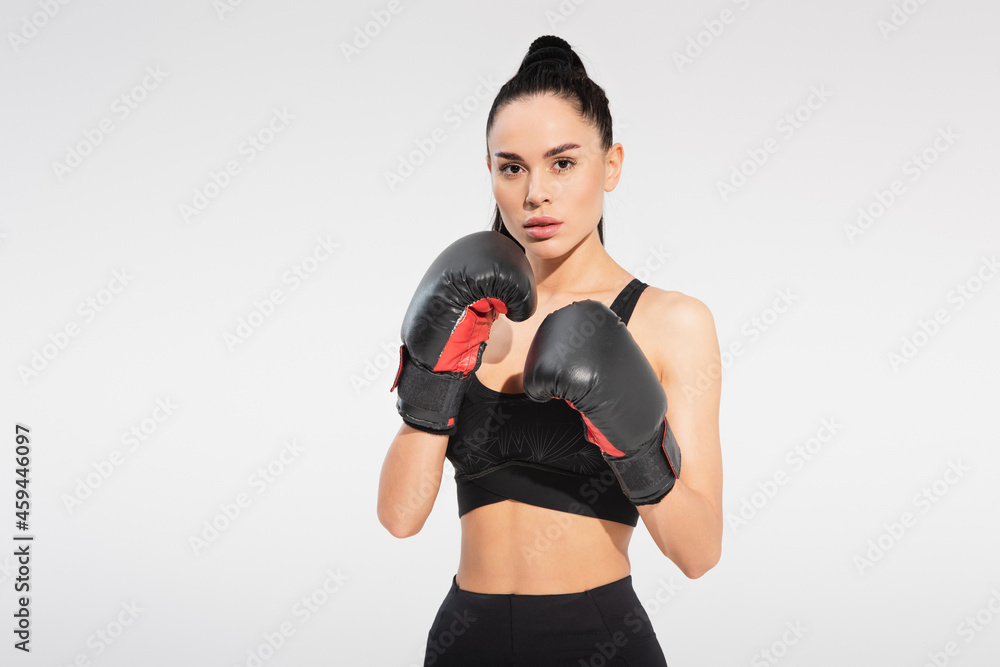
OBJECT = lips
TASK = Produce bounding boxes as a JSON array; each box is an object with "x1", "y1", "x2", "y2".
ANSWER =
[
  {"x1": 524, "y1": 216, "x2": 563, "y2": 239},
  {"x1": 525, "y1": 216, "x2": 562, "y2": 228}
]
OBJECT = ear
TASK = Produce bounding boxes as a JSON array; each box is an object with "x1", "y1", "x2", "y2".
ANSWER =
[
  {"x1": 485, "y1": 154, "x2": 492, "y2": 174},
  {"x1": 604, "y1": 143, "x2": 624, "y2": 192}
]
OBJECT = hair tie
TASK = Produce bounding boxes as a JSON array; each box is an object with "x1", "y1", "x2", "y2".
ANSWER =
[{"x1": 519, "y1": 35, "x2": 578, "y2": 74}]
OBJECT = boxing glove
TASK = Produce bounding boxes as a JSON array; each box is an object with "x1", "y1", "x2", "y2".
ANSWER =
[
  {"x1": 390, "y1": 231, "x2": 536, "y2": 435},
  {"x1": 523, "y1": 299, "x2": 681, "y2": 505}
]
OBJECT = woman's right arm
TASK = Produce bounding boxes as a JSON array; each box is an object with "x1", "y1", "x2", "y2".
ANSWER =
[
  {"x1": 377, "y1": 423, "x2": 450, "y2": 538},
  {"x1": 379, "y1": 231, "x2": 534, "y2": 537}
]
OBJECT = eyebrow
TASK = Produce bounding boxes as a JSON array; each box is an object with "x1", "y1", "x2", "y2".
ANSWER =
[{"x1": 492, "y1": 143, "x2": 581, "y2": 161}]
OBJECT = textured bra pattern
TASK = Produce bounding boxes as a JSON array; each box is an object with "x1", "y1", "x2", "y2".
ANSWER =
[
  {"x1": 446, "y1": 278, "x2": 649, "y2": 483},
  {"x1": 447, "y1": 381, "x2": 608, "y2": 480}
]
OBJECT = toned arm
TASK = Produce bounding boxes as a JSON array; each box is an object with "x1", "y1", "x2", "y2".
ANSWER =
[
  {"x1": 635, "y1": 291, "x2": 724, "y2": 578},
  {"x1": 377, "y1": 423, "x2": 450, "y2": 538}
]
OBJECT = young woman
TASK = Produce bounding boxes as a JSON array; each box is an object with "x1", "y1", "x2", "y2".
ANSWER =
[{"x1": 379, "y1": 35, "x2": 723, "y2": 666}]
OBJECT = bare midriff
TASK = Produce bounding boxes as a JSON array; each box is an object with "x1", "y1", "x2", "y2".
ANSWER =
[{"x1": 455, "y1": 499, "x2": 633, "y2": 594}]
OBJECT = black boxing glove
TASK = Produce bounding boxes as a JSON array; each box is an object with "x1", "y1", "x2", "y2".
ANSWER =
[
  {"x1": 523, "y1": 299, "x2": 680, "y2": 504},
  {"x1": 390, "y1": 231, "x2": 536, "y2": 435}
]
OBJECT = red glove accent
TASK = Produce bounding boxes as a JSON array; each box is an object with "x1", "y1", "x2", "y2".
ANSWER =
[{"x1": 433, "y1": 297, "x2": 508, "y2": 374}]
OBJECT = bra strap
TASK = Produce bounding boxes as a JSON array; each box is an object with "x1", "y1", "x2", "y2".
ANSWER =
[{"x1": 608, "y1": 278, "x2": 648, "y2": 325}]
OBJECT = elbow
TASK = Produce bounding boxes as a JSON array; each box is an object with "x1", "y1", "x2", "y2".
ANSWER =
[
  {"x1": 384, "y1": 523, "x2": 419, "y2": 539},
  {"x1": 377, "y1": 506, "x2": 423, "y2": 539},
  {"x1": 679, "y1": 559, "x2": 716, "y2": 580},
  {"x1": 674, "y1": 544, "x2": 722, "y2": 580},
  {"x1": 379, "y1": 517, "x2": 416, "y2": 539}
]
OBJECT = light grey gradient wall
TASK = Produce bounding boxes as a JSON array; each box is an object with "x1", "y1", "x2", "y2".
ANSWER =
[{"x1": 1, "y1": 1, "x2": 998, "y2": 665}]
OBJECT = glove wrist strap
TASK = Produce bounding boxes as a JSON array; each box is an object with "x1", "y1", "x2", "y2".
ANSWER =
[
  {"x1": 390, "y1": 343, "x2": 485, "y2": 436},
  {"x1": 602, "y1": 417, "x2": 682, "y2": 506}
]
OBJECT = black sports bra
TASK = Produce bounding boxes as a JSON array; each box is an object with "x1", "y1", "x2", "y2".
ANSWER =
[{"x1": 445, "y1": 278, "x2": 650, "y2": 527}]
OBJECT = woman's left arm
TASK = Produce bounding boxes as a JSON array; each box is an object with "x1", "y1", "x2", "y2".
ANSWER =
[{"x1": 635, "y1": 292, "x2": 723, "y2": 579}]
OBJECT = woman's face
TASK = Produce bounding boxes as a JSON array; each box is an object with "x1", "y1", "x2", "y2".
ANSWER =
[{"x1": 486, "y1": 93, "x2": 621, "y2": 258}]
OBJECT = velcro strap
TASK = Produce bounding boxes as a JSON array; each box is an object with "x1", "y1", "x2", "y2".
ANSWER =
[
  {"x1": 602, "y1": 417, "x2": 682, "y2": 505},
  {"x1": 393, "y1": 343, "x2": 485, "y2": 435}
]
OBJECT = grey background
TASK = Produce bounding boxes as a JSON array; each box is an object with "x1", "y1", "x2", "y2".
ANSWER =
[{"x1": 1, "y1": 0, "x2": 998, "y2": 665}]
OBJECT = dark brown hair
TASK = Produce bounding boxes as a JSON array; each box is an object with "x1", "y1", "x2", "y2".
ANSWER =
[{"x1": 485, "y1": 35, "x2": 613, "y2": 250}]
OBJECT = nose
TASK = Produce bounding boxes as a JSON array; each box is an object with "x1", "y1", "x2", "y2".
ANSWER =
[{"x1": 525, "y1": 172, "x2": 552, "y2": 208}]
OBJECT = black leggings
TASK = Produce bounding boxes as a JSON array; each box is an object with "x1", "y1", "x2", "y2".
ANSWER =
[{"x1": 424, "y1": 574, "x2": 668, "y2": 666}]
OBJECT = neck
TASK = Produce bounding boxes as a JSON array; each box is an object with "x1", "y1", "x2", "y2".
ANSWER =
[{"x1": 525, "y1": 229, "x2": 627, "y2": 298}]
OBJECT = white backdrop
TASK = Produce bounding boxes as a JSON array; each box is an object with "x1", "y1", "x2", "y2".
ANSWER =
[{"x1": 2, "y1": 1, "x2": 999, "y2": 665}]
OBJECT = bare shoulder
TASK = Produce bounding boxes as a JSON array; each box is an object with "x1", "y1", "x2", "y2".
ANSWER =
[{"x1": 630, "y1": 285, "x2": 720, "y2": 381}]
